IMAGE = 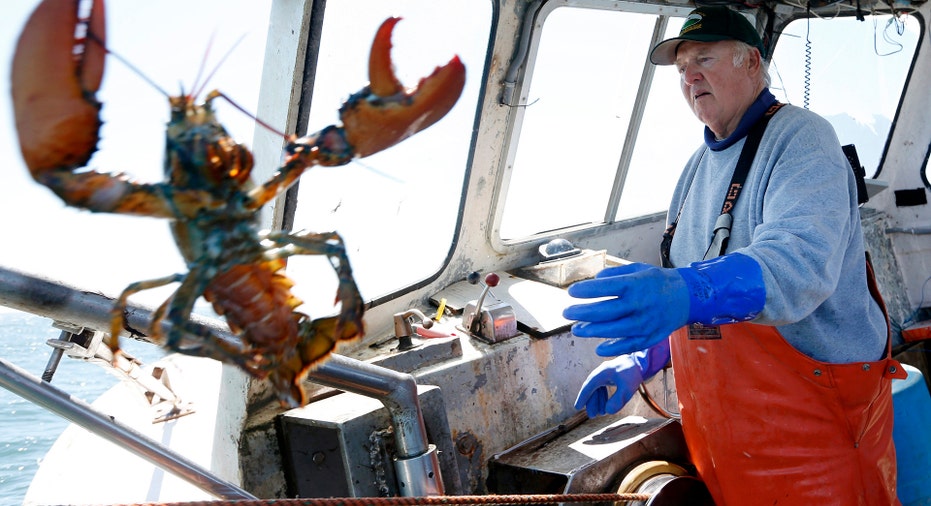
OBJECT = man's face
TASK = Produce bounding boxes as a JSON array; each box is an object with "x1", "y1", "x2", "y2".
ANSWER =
[{"x1": 675, "y1": 41, "x2": 759, "y2": 139}]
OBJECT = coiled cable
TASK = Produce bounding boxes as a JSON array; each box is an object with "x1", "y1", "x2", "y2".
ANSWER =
[{"x1": 803, "y1": 2, "x2": 812, "y2": 110}]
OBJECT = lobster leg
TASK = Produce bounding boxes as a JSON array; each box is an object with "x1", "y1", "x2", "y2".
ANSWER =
[
  {"x1": 107, "y1": 273, "x2": 185, "y2": 359},
  {"x1": 246, "y1": 17, "x2": 466, "y2": 209},
  {"x1": 160, "y1": 266, "x2": 218, "y2": 351},
  {"x1": 169, "y1": 320, "x2": 264, "y2": 373},
  {"x1": 251, "y1": 314, "x2": 364, "y2": 408},
  {"x1": 142, "y1": 294, "x2": 252, "y2": 369},
  {"x1": 106, "y1": 271, "x2": 255, "y2": 375},
  {"x1": 264, "y1": 230, "x2": 365, "y2": 343}
]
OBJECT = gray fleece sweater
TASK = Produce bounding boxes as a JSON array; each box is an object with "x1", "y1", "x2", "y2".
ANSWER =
[{"x1": 666, "y1": 96, "x2": 887, "y2": 364}]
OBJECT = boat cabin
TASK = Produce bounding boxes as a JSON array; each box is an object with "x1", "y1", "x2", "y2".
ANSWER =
[{"x1": 2, "y1": 0, "x2": 930, "y2": 503}]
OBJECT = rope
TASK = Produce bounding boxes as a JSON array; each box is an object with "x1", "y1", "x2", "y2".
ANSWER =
[{"x1": 114, "y1": 492, "x2": 653, "y2": 506}]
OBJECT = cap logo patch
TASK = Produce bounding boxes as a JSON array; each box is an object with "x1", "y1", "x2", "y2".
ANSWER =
[{"x1": 679, "y1": 13, "x2": 704, "y2": 35}]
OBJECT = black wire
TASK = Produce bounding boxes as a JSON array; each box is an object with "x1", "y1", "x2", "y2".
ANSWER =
[{"x1": 874, "y1": 16, "x2": 904, "y2": 56}]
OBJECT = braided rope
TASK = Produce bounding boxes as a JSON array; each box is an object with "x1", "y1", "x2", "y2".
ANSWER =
[{"x1": 118, "y1": 492, "x2": 652, "y2": 506}]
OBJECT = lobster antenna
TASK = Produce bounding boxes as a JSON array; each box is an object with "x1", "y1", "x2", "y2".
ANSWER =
[
  {"x1": 208, "y1": 91, "x2": 289, "y2": 140},
  {"x1": 87, "y1": 32, "x2": 171, "y2": 99},
  {"x1": 192, "y1": 33, "x2": 248, "y2": 100},
  {"x1": 188, "y1": 31, "x2": 216, "y2": 100}
]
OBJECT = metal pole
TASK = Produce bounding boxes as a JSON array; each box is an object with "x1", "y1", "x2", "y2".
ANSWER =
[
  {"x1": 0, "y1": 357, "x2": 257, "y2": 500},
  {"x1": 309, "y1": 355, "x2": 444, "y2": 496},
  {"x1": 0, "y1": 265, "x2": 229, "y2": 343},
  {"x1": 310, "y1": 355, "x2": 430, "y2": 459}
]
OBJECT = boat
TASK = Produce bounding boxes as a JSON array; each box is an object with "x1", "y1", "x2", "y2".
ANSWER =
[{"x1": 1, "y1": 0, "x2": 930, "y2": 503}]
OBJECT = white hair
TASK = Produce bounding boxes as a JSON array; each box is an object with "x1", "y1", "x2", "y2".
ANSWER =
[{"x1": 730, "y1": 40, "x2": 771, "y2": 87}]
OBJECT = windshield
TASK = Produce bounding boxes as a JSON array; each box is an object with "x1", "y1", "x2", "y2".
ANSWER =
[
  {"x1": 499, "y1": 6, "x2": 698, "y2": 240},
  {"x1": 770, "y1": 13, "x2": 921, "y2": 178},
  {"x1": 498, "y1": 6, "x2": 920, "y2": 244},
  {"x1": 286, "y1": 1, "x2": 491, "y2": 314}
]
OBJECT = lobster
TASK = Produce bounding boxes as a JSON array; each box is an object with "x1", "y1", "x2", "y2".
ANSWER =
[{"x1": 11, "y1": 0, "x2": 465, "y2": 407}]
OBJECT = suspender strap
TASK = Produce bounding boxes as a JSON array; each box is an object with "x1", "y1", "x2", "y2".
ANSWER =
[{"x1": 703, "y1": 101, "x2": 785, "y2": 260}]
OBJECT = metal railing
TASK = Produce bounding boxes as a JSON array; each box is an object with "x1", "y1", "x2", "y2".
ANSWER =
[{"x1": 0, "y1": 265, "x2": 442, "y2": 499}]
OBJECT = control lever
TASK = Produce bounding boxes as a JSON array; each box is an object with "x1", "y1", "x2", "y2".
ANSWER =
[
  {"x1": 468, "y1": 272, "x2": 498, "y2": 334},
  {"x1": 393, "y1": 309, "x2": 434, "y2": 351},
  {"x1": 461, "y1": 272, "x2": 518, "y2": 343}
]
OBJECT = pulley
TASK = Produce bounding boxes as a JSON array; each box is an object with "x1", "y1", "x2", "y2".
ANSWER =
[{"x1": 616, "y1": 460, "x2": 714, "y2": 506}]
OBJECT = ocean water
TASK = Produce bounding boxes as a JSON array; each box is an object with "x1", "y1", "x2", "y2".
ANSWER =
[{"x1": 0, "y1": 308, "x2": 163, "y2": 505}]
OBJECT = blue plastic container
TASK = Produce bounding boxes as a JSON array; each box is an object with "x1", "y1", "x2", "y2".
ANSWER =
[{"x1": 893, "y1": 363, "x2": 931, "y2": 506}]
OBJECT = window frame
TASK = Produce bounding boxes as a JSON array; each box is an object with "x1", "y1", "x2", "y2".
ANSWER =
[{"x1": 490, "y1": 1, "x2": 695, "y2": 252}]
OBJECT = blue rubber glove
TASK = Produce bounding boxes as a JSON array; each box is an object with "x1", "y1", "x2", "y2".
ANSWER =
[
  {"x1": 563, "y1": 253, "x2": 765, "y2": 356},
  {"x1": 575, "y1": 339, "x2": 671, "y2": 417}
]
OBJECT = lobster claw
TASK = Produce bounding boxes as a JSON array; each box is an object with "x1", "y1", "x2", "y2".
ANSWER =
[
  {"x1": 12, "y1": 0, "x2": 107, "y2": 174},
  {"x1": 340, "y1": 17, "x2": 466, "y2": 158}
]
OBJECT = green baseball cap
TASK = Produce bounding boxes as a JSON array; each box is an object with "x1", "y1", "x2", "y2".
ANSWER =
[{"x1": 650, "y1": 6, "x2": 765, "y2": 65}]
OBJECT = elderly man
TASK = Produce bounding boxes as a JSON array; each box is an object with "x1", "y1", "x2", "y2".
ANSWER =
[{"x1": 564, "y1": 6, "x2": 905, "y2": 504}]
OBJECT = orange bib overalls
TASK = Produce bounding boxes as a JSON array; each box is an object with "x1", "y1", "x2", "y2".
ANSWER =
[{"x1": 669, "y1": 262, "x2": 905, "y2": 504}]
